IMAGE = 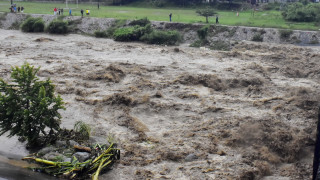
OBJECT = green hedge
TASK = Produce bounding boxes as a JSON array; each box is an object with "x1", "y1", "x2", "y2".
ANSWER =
[
  {"x1": 47, "y1": 20, "x2": 68, "y2": 34},
  {"x1": 21, "y1": 17, "x2": 45, "y2": 32}
]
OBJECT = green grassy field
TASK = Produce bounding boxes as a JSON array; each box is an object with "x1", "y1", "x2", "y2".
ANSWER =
[{"x1": 0, "y1": 0, "x2": 318, "y2": 30}]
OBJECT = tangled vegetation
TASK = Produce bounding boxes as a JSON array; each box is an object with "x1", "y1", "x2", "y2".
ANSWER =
[{"x1": 23, "y1": 143, "x2": 120, "y2": 180}]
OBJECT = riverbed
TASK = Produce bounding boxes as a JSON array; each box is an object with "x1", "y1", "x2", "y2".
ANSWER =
[{"x1": 0, "y1": 29, "x2": 319, "y2": 179}]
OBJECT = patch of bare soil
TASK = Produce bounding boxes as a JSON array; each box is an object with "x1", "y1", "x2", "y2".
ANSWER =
[{"x1": 0, "y1": 29, "x2": 319, "y2": 179}]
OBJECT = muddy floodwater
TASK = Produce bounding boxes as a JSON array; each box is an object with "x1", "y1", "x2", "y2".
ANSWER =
[{"x1": 0, "y1": 29, "x2": 319, "y2": 179}]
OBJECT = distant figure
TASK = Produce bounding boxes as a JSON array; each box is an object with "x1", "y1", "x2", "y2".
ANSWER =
[
  {"x1": 61, "y1": 8, "x2": 63, "y2": 15},
  {"x1": 21, "y1": 6, "x2": 24, "y2": 13},
  {"x1": 81, "y1": 9, "x2": 84, "y2": 17},
  {"x1": 98, "y1": 3, "x2": 100, "y2": 9},
  {"x1": 86, "y1": 9, "x2": 90, "y2": 16},
  {"x1": 69, "y1": 8, "x2": 72, "y2": 16},
  {"x1": 18, "y1": 6, "x2": 20, "y2": 12},
  {"x1": 54, "y1": 7, "x2": 57, "y2": 15},
  {"x1": 216, "y1": 16, "x2": 219, "y2": 24},
  {"x1": 169, "y1": 13, "x2": 172, "y2": 22},
  {"x1": 13, "y1": 6, "x2": 16, "y2": 13},
  {"x1": 237, "y1": 11, "x2": 239, "y2": 16},
  {"x1": 58, "y1": 8, "x2": 61, "y2": 15}
]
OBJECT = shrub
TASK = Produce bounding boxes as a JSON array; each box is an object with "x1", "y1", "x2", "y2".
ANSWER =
[
  {"x1": 210, "y1": 40, "x2": 230, "y2": 51},
  {"x1": 282, "y1": 2, "x2": 320, "y2": 22},
  {"x1": 140, "y1": 30, "x2": 182, "y2": 45},
  {"x1": 197, "y1": 25, "x2": 209, "y2": 40},
  {"x1": 33, "y1": 19, "x2": 45, "y2": 32},
  {"x1": 279, "y1": 29, "x2": 293, "y2": 39},
  {"x1": 190, "y1": 39, "x2": 209, "y2": 47},
  {"x1": 129, "y1": 17, "x2": 150, "y2": 26},
  {"x1": 106, "y1": 19, "x2": 127, "y2": 38},
  {"x1": 21, "y1": 17, "x2": 45, "y2": 32},
  {"x1": 252, "y1": 33, "x2": 263, "y2": 42},
  {"x1": 74, "y1": 121, "x2": 91, "y2": 140},
  {"x1": 47, "y1": 20, "x2": 68, "y2": 34},
  {"x1": 9, "y1": 21, "x2": 21, "y2": 30},
  {"x1": 0, "y1": 63, "x2": 64, "y2": 147},
  {"x1": 263, "y1": 2, "x2": 280, "y2": 10},
  {"x1": 113, "y1": 24, "x2": 152, "y2": 41},
  {"x1": 113, "y1": 27, "x2": 138, "y2": 41},
  {"x1": 94, "y1": 30, "x2": 108, "y2": 38}
]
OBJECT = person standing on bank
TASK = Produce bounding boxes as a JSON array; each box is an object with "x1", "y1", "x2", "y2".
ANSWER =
[
  {"x1": 81, "y1": 9, "x2": 84, "y2": 17},
  {"x1": 216, "y1": 16, "x2": 219, "y2": 24},
  {"x1": 69, "y1": 8, "x2": 72, "y2": 16},
  {"x1": 169, "y1": 13, "x2": 172, "y2": 22},
  {"x1": 54, "y1": 7, "x2": 57, "y2": 15}
]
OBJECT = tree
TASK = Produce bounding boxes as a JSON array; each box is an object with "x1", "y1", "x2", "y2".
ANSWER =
[
  {"x1": 0, "y1": 63, "x2": 64, "y2": 147},
  {"x1": 196, "y1": 7, "x2": 217, "y2": 23}
]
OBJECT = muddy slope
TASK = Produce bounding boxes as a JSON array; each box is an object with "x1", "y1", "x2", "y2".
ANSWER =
[{"x1": 0, "y1": 29, "x2": 319, "y2": 179}]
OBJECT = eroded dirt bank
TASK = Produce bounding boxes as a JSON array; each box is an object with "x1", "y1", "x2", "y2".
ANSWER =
[{"x1": 0, "y1": 29, "x2": 319, "y2": 179}]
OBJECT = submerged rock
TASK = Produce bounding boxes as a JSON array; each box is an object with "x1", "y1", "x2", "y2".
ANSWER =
[
  {"x1": 43, "y1": 152, "x2": 65, "y2": 161},
  {"x1": 185, "y1": 154, "x2": 198, "y2": 162},
  {"x1": 69, "y1": 140, "x2": 79, "y2": 147},
  {"x1": 73, "y1": 152, "x2": 90, "y2": 162},
  {"x1": 55, "y1": 140, "x2": 67, "y2": 148},
  {"x1": 38, "y1": 146, "x2": 56, "y2": 155}
]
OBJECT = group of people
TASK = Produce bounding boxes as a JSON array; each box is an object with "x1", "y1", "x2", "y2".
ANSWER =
[
  {"x1": 80, "y1": 9, "x2": 90, "y2": 17},
  {"x1": 53, "y1": 7, "x2": 90, "y2": 17},
  {"x1": 53, "y1": 7, "x2": 64, "y2": 15},
  {"x1": 169, "y1": 12, "x2": 220, "y2": 24},
  {"x1": 10, "y1": 4, "x2": 24, "y2": 13}
]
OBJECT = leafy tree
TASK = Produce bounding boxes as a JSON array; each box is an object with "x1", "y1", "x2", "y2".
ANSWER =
[
  {"x1": 0, "y1": 63, "x2": 64, "y2": 147},
  {"x1": 196, "y1": 7, "x2": 217, "y2": 23}
]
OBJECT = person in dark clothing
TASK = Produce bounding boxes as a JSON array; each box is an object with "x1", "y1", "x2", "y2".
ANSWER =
[
  {"x1": 21, "y1": 6, "x2": 24, "y2": 13},
  {"x1": 216, "y1": 16, "x2": 219, "y2": 24},
  {"x1": 61, "y1": 8, "x2": 63, "y2": 15},
  {"x1": 18, "y1": 6, "x2": 20, "y2": 12},
  {"x1": 81, "y1": 9, "x2": 84, "y2": 17},
  {"x1": 169, "y1": 13, "x2": 172, "y2": 22}
]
